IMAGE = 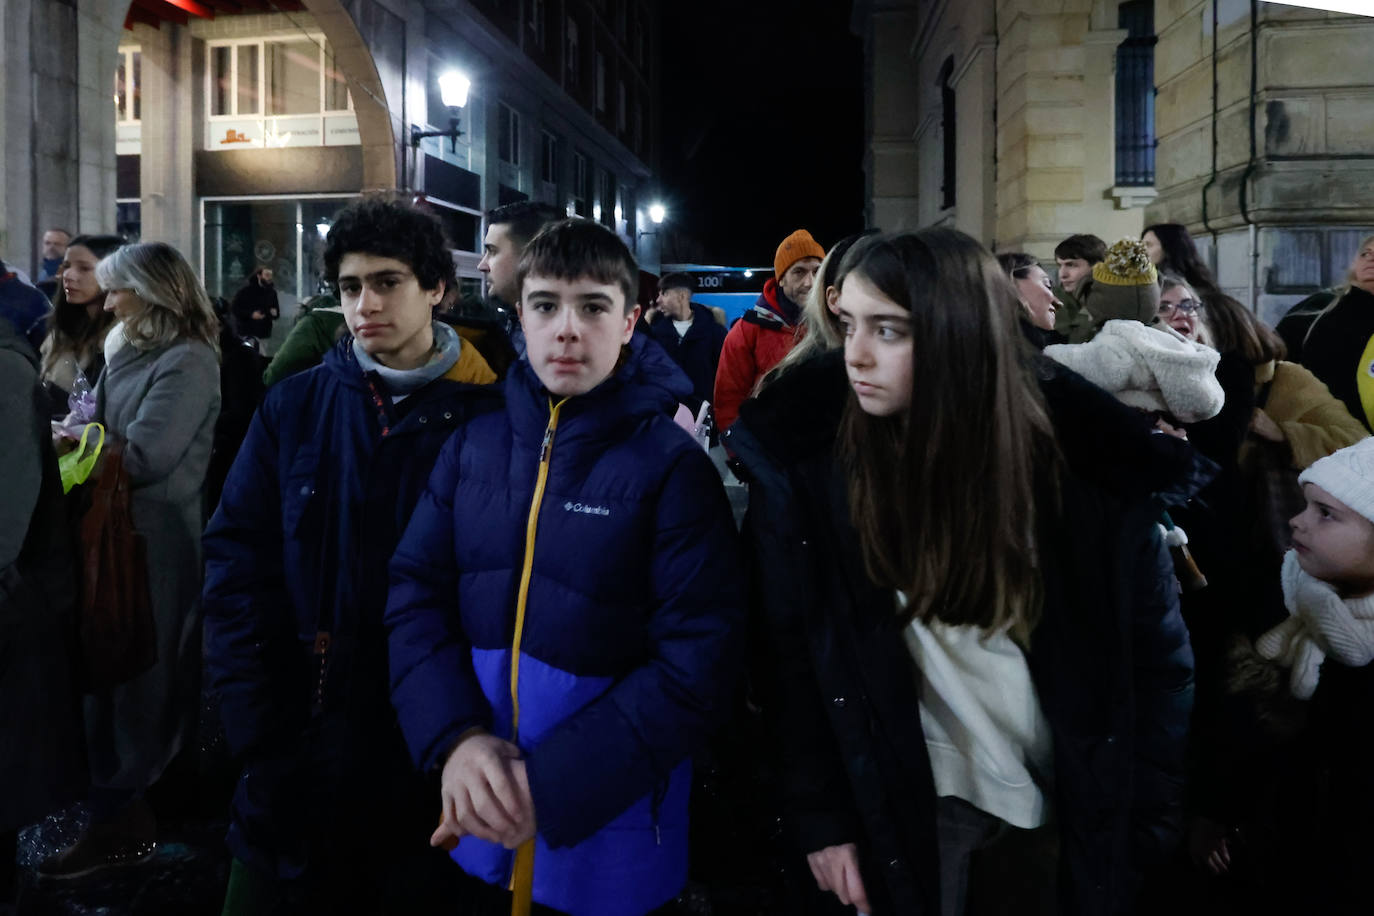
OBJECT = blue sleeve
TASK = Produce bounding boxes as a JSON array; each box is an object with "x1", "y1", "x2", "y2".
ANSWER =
[
  {"x1": 386, "y1": 430, "x2": 493, "y2": 773},
  {"x1": 202, "y1": 396, "x2": 301, "y2": 758},
  {"x1": 524, "y1": 448, "x2": 746, "y2": 849}
]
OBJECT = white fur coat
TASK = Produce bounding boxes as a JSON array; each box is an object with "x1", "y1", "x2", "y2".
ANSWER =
[{"x1": 1043, "y1": 320, "x2": 1225, "y2": 423}]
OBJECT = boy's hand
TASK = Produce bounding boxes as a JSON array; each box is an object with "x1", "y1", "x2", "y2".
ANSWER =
[{"x1": 432, "y1": 731, "x2": 531, "y2": 848}]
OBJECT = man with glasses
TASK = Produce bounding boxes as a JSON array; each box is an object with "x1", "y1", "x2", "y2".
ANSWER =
[{"x1": 203, "y1": 195, "x2": 499, "y2": 914}]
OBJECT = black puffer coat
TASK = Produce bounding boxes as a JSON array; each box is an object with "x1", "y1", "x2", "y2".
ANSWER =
[{"x1": 726, "y1": 352, "x2": 1195, "y2": 916}]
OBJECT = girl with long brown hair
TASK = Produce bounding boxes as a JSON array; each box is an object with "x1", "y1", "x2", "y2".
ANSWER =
[
  {"x1": 38, "y1": 234, "x2": 124, "y2": 416},
  {"x1": 726, "y1": 228, "x2": 1194, "y2": 916}
]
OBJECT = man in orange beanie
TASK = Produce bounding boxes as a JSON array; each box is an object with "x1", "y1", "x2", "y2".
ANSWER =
[{"x1": 713, "y1": 229, "x2": 824, "y2": 433}]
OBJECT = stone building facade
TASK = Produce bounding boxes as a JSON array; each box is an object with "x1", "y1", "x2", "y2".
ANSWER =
[
  {"x1": 2, "y1": 0, "x2": 659, "y2": 330},
  {"x1": 853, "y1": 0, "x2": 1374, "y2": 320}
]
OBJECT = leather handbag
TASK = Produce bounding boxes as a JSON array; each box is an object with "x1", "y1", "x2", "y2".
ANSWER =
[{"x1": 77, "y1": 439, "x2": 157, "y2": 691}]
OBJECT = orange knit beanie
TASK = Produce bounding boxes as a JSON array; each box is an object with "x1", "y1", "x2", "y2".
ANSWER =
[{"x1": 774, "y1": 229, "x2": 826, "y2": 280}]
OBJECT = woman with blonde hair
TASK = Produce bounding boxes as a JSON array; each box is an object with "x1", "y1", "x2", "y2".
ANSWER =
[
  {"x1": 758, "y1": 229, "x2": 876, "y2": 389},
  {"x1": 728, "y1": 228, "x2": 1192, "y2": 915},
  {"x1": 40, "y1": 241, "x2": 222, "y2": 881},
  {"x1": 1275, "y1": 233, "x2": 1374, "y2": 432}
]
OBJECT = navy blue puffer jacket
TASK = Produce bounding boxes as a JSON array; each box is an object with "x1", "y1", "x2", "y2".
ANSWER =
[
  {"x1": 203, "y1": 336, "x2": 500, "y2": 879},
  {"x1": 386, "y1": 334, "x2": 745, "y2": 916}
]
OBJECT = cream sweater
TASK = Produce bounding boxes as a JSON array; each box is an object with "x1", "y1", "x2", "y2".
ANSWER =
[{"x1": 902, "y1": 597, "x2": 1054, "y2": 829}]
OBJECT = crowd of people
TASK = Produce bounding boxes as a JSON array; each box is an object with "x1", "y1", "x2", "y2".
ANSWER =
[{"x1": 1, "y1": 198, "x2": 1372, "y2": 916}]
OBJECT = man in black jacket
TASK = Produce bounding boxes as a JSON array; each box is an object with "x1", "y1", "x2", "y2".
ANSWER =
[
  {"x1": 648, "y1": 272, "x2": 726, "y2": 419},
  {"x1": 231, "y1": 267, "x2": 280, "y2": 344}
]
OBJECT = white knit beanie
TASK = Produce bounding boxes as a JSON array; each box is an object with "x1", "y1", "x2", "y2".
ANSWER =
[{"x1": 1298, "y1": 437, "x2": 1374, "y2": 525}]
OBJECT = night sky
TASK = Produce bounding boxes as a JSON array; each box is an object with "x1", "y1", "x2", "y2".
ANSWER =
[{"x1": 658, "y1": 0, "x2": 866, "y2": 267}]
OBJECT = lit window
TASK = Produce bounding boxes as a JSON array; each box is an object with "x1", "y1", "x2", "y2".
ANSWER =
[
  {"x1": 115, "y1": 48, "x2": 142, "y2": 123},
  {"x1": 207, "y1": 37, "x2": 352, "y2": 119},
  {"x1": 499, "y1": 102, "x2": 521, "y2": 166}
]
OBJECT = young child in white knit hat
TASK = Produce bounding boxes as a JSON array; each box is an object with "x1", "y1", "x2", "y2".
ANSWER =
[
  {"x1": 1198, "y1": 436, "x2": 1374, "y2": 900},
  {"x1": 1254, "y1": 436, "x2": 1374, "y2": 698}
]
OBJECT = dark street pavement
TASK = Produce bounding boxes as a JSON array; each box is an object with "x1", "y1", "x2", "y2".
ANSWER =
[{"x1": 13, "y1": 804, "x2": 229, "y2": 916}]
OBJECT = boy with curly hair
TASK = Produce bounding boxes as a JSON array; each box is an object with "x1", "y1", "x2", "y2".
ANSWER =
[{"x1": 204, "y1": 195, "x2": 499, "y2": 913}]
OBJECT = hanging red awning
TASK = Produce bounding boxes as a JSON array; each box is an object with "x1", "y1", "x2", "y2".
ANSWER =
[{"x1": 124, "y1": 0, "x2": 305, "y2": 30}]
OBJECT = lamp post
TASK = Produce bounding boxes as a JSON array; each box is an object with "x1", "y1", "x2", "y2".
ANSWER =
[
  {"x1": 411, "y1": 69, "x2": 472, "y2": 154},
  {"x1": 638, "y1": 201, "x2": 667, "y2": 274}
]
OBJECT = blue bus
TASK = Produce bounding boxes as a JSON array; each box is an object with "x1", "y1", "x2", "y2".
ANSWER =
[{"x1": 661, "y1": 263, "x2": 772, "y2": 327}]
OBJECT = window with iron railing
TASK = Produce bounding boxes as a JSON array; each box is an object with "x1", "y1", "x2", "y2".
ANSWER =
[{"x1": 1115, "y1": 0, "x2": 1156, "y2": 187}]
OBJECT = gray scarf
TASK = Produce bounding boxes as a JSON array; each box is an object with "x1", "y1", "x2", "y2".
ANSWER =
[{"x1": 353, "y1": 320, "x2": 462, "y2": 396}]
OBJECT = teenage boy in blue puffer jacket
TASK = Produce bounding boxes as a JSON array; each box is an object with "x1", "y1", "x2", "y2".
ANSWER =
[
  {"x1": 203, "y1": 196, "x2": 500, "y2": 914},
  {"x1": 386, "y1": 219, "x2": 745, "y2": 916}
]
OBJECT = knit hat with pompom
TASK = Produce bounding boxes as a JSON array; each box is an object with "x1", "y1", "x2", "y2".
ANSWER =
[
  {"x1": 1080, "y1": 238, "x2": 1161, "y2": 330},
  {"x1": 1299, "y1": 437, "x2": 1374, "y2": 525}
]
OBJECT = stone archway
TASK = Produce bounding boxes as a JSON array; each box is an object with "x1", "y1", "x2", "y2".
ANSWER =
[{"x1": 300, "y1": 0, "x2": 399, "y2": 191}]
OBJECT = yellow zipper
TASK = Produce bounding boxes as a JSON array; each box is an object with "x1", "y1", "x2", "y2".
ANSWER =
[{"x1": 508, "y1": 396, "x2": 566, "y2": 916}]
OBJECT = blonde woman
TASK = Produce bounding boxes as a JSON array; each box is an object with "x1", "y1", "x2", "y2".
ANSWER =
[
  {"x1": 758, "y1": 230, "x2": 876, "y2": 390},
  {"x1": 40, "y1": 242, "x2": 221, "y2": 880},
  {"x1": 1276, "y1": 233, "x2": 1374, "y2": 432}
]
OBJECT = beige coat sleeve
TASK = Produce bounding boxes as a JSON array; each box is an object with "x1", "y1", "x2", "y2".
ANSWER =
[{"x1": 1266, "y1": 361, "x2": 1370, "y2": 470}]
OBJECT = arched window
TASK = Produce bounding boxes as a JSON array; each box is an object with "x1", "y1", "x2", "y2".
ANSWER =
[
  {"x1": 1115, "y1": 0, "x2": 1156, "y2": 186},
  {"x1": 939, "y1": 56, "x2": 956, "y2": 210}
]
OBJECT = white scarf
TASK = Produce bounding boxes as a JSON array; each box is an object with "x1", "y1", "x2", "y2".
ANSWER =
[
  {"x1": 1255, "y1": 551, "x2": 1374, "y2": 699},
  {"x1": 103, "y1": 321, "x2": 130, "y2": 364}
]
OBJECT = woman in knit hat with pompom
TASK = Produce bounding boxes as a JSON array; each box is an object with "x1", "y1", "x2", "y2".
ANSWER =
[{"x1": 1044, "y1": 238, "x2": 1226, "y2": 428}]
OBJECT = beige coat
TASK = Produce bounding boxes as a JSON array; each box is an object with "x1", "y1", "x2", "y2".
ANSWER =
[{"x1": 1257, "y1": 360, "x2": 1369, "y2": 470}]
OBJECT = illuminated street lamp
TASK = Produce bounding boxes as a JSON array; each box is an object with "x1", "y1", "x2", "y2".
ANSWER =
[
  {"x1": 638, "y1": 201, "x2": 668, "y2": 273},
  {"x1": 411, "y1": 69, "x2": 472, "y2": 153},
  {"x1": 437, "y1": 70, "x2": 472, "y2": 108}
]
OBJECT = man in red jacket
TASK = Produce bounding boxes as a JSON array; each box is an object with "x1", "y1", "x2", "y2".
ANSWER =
[{"x1": 713, "y1": 229, "x2": 824, "y2": 432}]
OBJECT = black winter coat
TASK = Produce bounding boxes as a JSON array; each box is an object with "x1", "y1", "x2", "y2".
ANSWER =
[
  {"x1": 231, "y1": 278, "x2": 280, "y2": 340},
  {"x1": 726, "y1": 352, "x2": 1195, "y2": 916},
  {"x1": 1292, "y1": 286, "x2": 1374, "y2": 432},
  {"x1": 647, "y1": 302, "x2": 728, "y2": 416},
  {"x1": 0, "y1": 320, "x2": 83, "y2": 831}
]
